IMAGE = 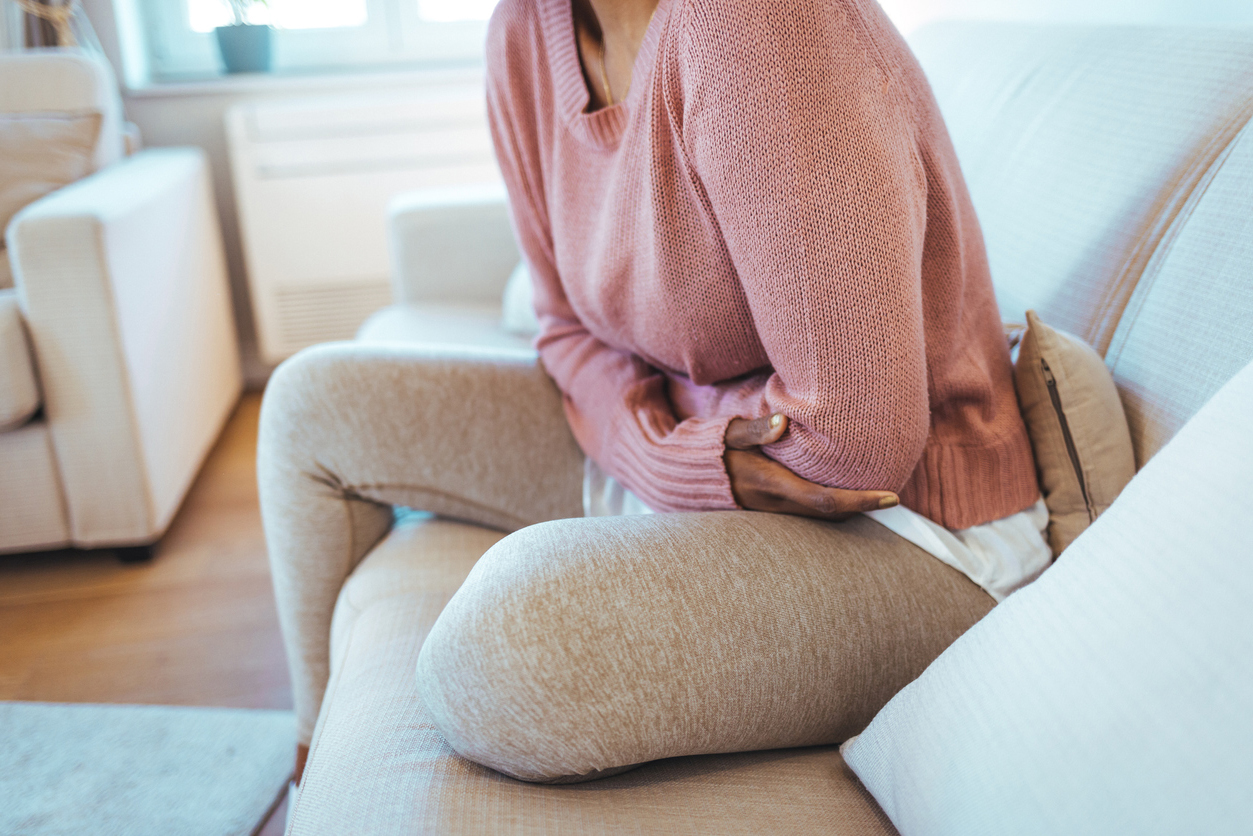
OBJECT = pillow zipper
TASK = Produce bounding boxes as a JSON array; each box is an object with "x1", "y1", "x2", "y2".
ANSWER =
[{"x1": 1041, "y1": 358, "x2": 1096, "y2": 522}]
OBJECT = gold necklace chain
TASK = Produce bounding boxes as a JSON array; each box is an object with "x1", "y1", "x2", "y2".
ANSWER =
[
  {"x1": 597, "y1": 38, "x2": 615, "y2": 106},
  {"x1": 597, "y1": 6, "x2": 657, "y2": 108}
]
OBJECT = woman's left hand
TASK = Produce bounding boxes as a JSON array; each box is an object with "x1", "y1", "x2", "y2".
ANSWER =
[{"x1": 724, "y1": 414, "x2": 899, "y2": 520}]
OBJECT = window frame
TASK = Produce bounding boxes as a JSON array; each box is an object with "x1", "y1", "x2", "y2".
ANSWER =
[{"x1": 141, "y1": 0, "x2": 494, "y2": 80}]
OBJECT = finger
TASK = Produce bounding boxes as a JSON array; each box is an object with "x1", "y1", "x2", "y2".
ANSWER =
[
  {"x1": 776, "y1": 479, "x2": 897, "y2": 520},
  {"x1": 733, "y1": 453, "x2": 897, "y2": 519},
  {"x1": 725, "y1": 413, "x2": 789, "y2": 450},
  {"x1": 800, "y1": 484, "x2": 900, "y2": 516}
]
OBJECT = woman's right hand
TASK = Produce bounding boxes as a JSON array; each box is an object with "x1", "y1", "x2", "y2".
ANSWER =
[{"x1": 724, "y1": 414, "x2": 900, "y2": 520}]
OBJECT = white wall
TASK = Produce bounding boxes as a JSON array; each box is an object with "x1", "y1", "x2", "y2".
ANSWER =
[
  {"x1": 81, "y1": 0, "x2": 1253, "y2": 385},
  {"x1": 880, "y1": 0, "x2": 1253, "y2": 35}
]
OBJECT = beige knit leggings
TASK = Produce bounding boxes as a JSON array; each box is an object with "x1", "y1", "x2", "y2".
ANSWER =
[{"x1": 258, "y1": 343, "x2": 992, "y2": 783}]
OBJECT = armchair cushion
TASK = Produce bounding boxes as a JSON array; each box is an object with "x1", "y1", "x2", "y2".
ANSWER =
[
  {"x1": 0, "y1": 421, "x2": 70, "y2": 552},
  {"x1": 0, "y1": 290, "x2": 39, "y2": 431},
  {"x1": 0, "y1": 110, "x2": 101, "y2": 289},
  {"x1": 0, "y1": 50, "x2": 127, "y2": 172},
  {"x1": 843, "y1": 359, "x2": 1253, "y2": 836}
]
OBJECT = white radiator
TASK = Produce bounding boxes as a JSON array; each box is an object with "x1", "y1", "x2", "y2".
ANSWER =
[{"x1": 226, "y1": 75, "x2": 501, "y2": 363}]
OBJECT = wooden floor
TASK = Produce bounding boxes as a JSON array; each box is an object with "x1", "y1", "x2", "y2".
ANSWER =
[{"x1": 0, "y1": 393, "x2": 290, "y2": 834}]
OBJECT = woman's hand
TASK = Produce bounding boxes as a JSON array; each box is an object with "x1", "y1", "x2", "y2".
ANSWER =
[{"x1": 725, "y1": 414, "x2": 900, "y2": 520}]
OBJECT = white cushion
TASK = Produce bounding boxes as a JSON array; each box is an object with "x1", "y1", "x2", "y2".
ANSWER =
[
  {"x1": 1103, "y1": 119, "x2": 1253, "y2": 468},
  {"x1": 0, "y1": 109, "x2": 101, "y2": 251},
  {"x1": 843, "y1": 359, "x2": 1253, "y2": 836},
  {"x1": 0, "y1": 289, "x2": 38, "y2": 431},
  {"x1": 0, "y1": 49, "x2": 126, "y2": 172},
  {"x1": 500, "y1": 261, "x2": 539, "y2": 337},
  {"x1": 912, "y1": 24, "x2": 1253, "y2": 352}
]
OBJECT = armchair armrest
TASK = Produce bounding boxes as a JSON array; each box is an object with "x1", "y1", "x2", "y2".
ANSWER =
[
  {"x1": 386, "y1": 183, "x2": 520, "y2": 307},
  {"x1": 9, "y1": 147, "x2": 242, "y2": 546}
]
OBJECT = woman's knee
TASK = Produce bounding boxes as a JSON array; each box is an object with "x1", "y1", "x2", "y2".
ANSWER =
[
  {"x1": 416, "y1": 518, "x2": 636, "y2": 782},
  {"x1": 415, "y1": 512, "x2": 992, "y2": 783}
]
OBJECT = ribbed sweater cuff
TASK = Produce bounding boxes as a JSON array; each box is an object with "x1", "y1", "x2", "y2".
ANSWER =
[
  {"x1": 616, "y1": 414, "x2": 739, "y2": 513},
  {"x1": 900, "y1": 429, "x2": 1041, "y2": 530}
]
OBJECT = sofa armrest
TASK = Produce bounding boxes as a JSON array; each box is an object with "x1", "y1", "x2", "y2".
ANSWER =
[
  {"x1": 9, "y1": 147, "x2": 242, "y2": 546},
  {"x1": 386, "y1": 183, "x2": 520, "y2": 307}
]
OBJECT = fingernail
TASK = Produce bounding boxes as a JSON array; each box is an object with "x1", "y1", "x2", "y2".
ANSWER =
[
  {"x1": 878, "y1": 495, "x2": 899, "y2": 509},
  {"x1": 769, "y1": 414, "x2": 783, "y2": 428}
]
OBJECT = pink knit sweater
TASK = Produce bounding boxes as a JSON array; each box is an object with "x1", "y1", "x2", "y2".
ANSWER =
[{"x1": 486, "y1": 0, "x2": 1039, "y2": 529}]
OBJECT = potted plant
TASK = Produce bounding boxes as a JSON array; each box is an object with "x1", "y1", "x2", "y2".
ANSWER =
[{"x1": 214, "y1": 0, "x2": 272, "y2": 74}]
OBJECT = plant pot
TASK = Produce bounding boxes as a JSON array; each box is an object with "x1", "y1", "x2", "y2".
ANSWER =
[{"x1": 214, "y1": 24, "x2": 273, "y2": 74}]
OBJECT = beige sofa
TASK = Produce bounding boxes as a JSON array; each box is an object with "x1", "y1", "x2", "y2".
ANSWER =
[
  {"x1": 260, "y1": 23, "x2": 1253, "y2": 834},
  {"x1": 1, "y1": 50, "x2": 241, "y2": 558}
]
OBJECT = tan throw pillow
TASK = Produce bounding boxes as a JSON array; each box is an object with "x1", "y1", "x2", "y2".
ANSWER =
[
  {"x1": 0, "y1": 110, "x2": 102, "y2": 288},
  {"x1": 1015, "y1": 309, "x2": 1135, "y2": 555}
]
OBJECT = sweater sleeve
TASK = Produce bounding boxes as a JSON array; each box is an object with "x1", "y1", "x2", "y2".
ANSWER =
[
  {"x1": 485, "y1": 16, "x2": 738, "y2": 513},
  {"x1": 676, "y1": 0, "x2": 932, "y2": 493}
]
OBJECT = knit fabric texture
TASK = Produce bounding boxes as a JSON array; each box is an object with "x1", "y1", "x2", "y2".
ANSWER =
[{"x1": 486, "y1": 0, "x2": 1038, "y2": 529}]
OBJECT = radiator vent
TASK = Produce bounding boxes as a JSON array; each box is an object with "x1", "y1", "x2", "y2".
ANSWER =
[
  {"x1": 226, "y1": 74, "x2": 501, "y2": 364},
  {"x1": 274, "y1": 280, "x2": 394, "y2": 357}
]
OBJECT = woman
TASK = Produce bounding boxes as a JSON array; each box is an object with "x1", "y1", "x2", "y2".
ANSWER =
[{"x1": 416, "y1": 0, "x2": 1048, "y2": 782}]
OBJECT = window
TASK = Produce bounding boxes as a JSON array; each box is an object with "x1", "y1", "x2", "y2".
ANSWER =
[
  {"x1": 143, "y1": 0, "x2": 501, "y2": 80},
  {"x1": 187, "y1": 0, "x2": 371, "y2": 32}
]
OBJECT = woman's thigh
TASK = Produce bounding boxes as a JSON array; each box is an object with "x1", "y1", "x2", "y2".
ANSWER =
[{"x1": 417, "y1": 511, "x2": 993, "y2": 783}]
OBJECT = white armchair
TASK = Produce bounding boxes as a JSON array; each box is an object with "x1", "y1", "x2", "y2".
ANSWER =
[{"x1": 0, "y1": 50, "x2": 241, "y2": 558}]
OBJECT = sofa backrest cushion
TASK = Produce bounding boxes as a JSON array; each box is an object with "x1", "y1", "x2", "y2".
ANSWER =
[
  {"x1": 911, "y1": 23, "x2": 1253, "y2": 354},
  {"x1": 1102, "y1": 120, "x2": 1253, "y2": 468},
  {"x1": 0, "y1": 49, "x2": 125, "y2": 173}
]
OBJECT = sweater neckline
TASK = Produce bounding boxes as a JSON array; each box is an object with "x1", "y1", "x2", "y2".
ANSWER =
[{"x1": 539, "y1": 0, "x2": 674, "y2": 149}]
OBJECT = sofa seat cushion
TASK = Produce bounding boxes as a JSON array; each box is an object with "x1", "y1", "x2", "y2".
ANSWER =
[
  {"x1": 0, "y1": 289, "x2": 39, "y2": 431},
  {"x1": 295, "y1": 514, "x2": 897, "y2": 835},
  {"x1": 356, "y1": 303, "x2": 534, "y2": 355},
  {"x1": 0, "y1": 419, "x2": 69, "y2": 553},
  {"x1": 327, "y1": 512, "x2": 507, "y2": 675}
]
